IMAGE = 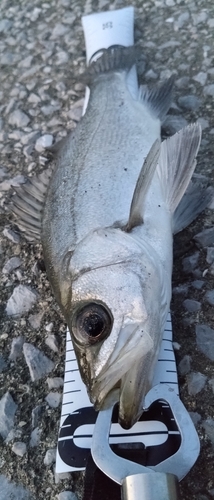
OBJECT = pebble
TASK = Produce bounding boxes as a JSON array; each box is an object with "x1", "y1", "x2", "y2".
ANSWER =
[
  {"x1": 2, "y1": 256, "x2": 21, "y2": 274},
  {"x1": 6, "y1": 285, "x2": 39, "y2": 317},
  {"x1": 178, "y1": 95, "x2": 201, "y2": 111},
  {"x1": 196, "y1": 324, "x2": 214, "y2": 361},
  {"x1": 43, "y1": 448, "x2": 56, "y2": 466},
  {"x1": 183, "y1": 299, "x2": 201, "y2": 313},
  {"x1": 67, "y1": 98, "x2": 84, "y2": 121},
  {"x1": 21, "y1": 131, "x2": 40, "y2": 145},
  {"x1": 29, "y1": 427, "x2": 41, "y2": 447},
  {"x1": 35, "y1": 134, "x2": 53, "y2": 152},
  {"x1": 8, "y1": 109, "x2": 30, "y2": 128},
  {"x1": 55, "y1": 472, "x2": 71, "y2": 485},
  {"x1": 45, "y1": 334, "x2": 59, "y2": 352},
  {"x1": 3, "y1": 227, "x2": 20, "y2": 244},
  {"x1": 162, "y1": 115, "x2": 188, "y2": 135},
  {"x1": 0, "y1": 355, "x2": 7, "y2": 373},
  {"x1": 204, "y1": 290, "x2": 214, "y2": 306},
  {"x1": 204, "y1": 84, "x2": 214, "y2": 97},
  {"x1": 182, "y1": 252, "x2": 199, "y2": 273},
  {"x1": 0, "y1": 19, "x2": 12, "y2": 33},
  {"x1": 58, "y1": 492, "x2": 78, "y2": 500},
  {"x1": 206, "y1": 247, "x2": 214, "y2": 264},
  {"x1": 178, "y1": 355, "x2": 191, "y2": 376},
  {"x1": 28, "y1": 312, "x2": 44, "y2": 329},
  {"x1": 193, "y1": 72, "x2": 207, "y2": 86},
  {"x1": 194, "y1": 228, "x2": 214, "y2": 248},
  {"x1": 12, "y1": 441, "x2": 27, "y2": 457},
  {"x1": 31, "y1": 405, "x2": 43, "y2": 429},
  {"x1": 172, "y1": 284, "x2": 189, "y2": 295},
  {"x1": 186, "y1": 372, "x2": 207, "y2": 395},
  {"x1": 9, "y1": 336, "x2": 25, "y2": 361},
  {"x1": 202, "y1": 419, "x2": 214, "y2": 447},
  {"x1": 0, "y1": 475, "x2": 32, "y2": 500},
  {"x1": 209, "y1": 379, "x2": 214, "y2": 394},
  {"x1": 23, "y1": 343, "x2": 54, "y2": 381},
  {"x1": 47, "y1": 377, "x2": 64, "y2": 390},
  {"x1": 189, "y1": 411, "x2": 202, "y2": 426},
  {"x1": 0, "y1": 392, "x2": 17, "y2": 439},
  {"x1": 51, "y1": 23, "x2": 69, "y2": 39},
  {"x1": 45, "y1": 392, "x2": 62, "y2": 408},
  {"x1": 191, "y1": 280, "x2": 204, "y2": 290}
]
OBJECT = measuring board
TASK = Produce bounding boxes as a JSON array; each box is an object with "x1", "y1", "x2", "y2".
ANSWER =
[{"x1": 56, "y1": 313, "x2": 180, "y2": 473}]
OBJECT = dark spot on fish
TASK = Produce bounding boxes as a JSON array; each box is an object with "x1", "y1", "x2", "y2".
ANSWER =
[
  {"x1": 85, "y1": 190, "x2": 87, "y2": 193},
  {"x1": 158, "y1": 204, "x2": 161, "y2": 207},
  {"x1": 124, "y1": 168, "x2": 127, "y2": 171},
  {"x1": 119, "y1": 101, "x2": 124, "y2": 107}
]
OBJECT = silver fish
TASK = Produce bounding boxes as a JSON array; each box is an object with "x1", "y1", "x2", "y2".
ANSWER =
[{"x1": 12, "y1": 47, "x2": 209, "y2": 429}]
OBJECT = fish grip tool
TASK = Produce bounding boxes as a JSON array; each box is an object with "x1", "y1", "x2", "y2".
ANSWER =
[{"x1": 91, "y1": 385, "x2": 200, "y2": 500}]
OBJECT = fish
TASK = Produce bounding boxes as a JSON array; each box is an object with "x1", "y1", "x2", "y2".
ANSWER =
[{"x1": 12, "y1": 46, "x2": 211, "y2": 429}]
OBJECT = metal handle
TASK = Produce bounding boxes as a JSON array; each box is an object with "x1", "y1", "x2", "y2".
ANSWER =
[{"x1": 121, "y1": 472, "x2": 180, "y2": 500}]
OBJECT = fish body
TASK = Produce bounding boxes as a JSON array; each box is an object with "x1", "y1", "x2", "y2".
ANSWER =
[{"x1": 12, "y1": 48, "x2": 204, "y2": 428}]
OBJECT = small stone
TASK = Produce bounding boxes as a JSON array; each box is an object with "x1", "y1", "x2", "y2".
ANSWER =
[
  {"x1": 205, "y1": 290, "x2": 214, "y2": 306},
  {"x1": 51, "y1": 23, "x2": 69, "y2": 39},
  {"x1": 0, "y1": 356, "x2": 7, "y2": 373},
  {"x1": 58, "y1": 492, "x2": 78, "y2": 500},
  {"x1": 145, "y1": 69, "x2": 158, "y2": 80},
  {"x1": 182, "y1": 252, "x2": 199, "y2": 273},
  {"x1": 55, "y1": 471, "x2": 71, "y2": 485},
  {"x1": 67, "y1": 99, "x2": 84, "y2": 122},
  {"x1": 178, "y1": 95, "x2": 201, "y2": 111},
  {"x1": 193, "y1": 72, "x2": 207, "y2": 86},
  {"x1": 3, "y1": 228, "x2": 20, "y2": 244},
  {"x1": 6, "y1": 285, "x2": 39, "y2": 317},
  {"x1": 23, "y1": 343, "x2": 54, "y2": 381},
  {"x1": 45, "y1": 392, "x2": 62, "y2": 408},
  {"x1": 0, "y1": 392, "x2": 17, "y2": 439},
  {"x1": 9, "y1": 336, "x2": 25, "y2": 361},
  {"x1": 8, "y1": 109, "x2": 30, "y2": 128},
  {"x1": 206, "y1": 247, "x2": 214, "y2": 264},
  {"x1": 197, "y1": 117, "x2": 209, "y2": 130},
  {"x1": 204, "y1": 84, "x2": 214, "y2": 97},
  {"x1": 47, "y1": 377, "x2": 64, "y2": 390},
  {"x1": 187, "y1": 372, "x2": 207, "y2": 395},
  {"x1": 209, "y1": 378, "x2": 214, "y2": 394},
  {"x1": 45, "y1": 334, "x2": 59, "y2": 352},
  {"x1": 178, "y1": 355, "x2": 191, "y2": 376},
  {"x1": 192, "y1": 11, "x2": 208, "y2": 25},
  {"x1": 196, "y1": 324, "x2": 214, "y2": 361},
  {"x1": 202, "y1": 419, "x2": 214, "y2": 447},
  {"x1": 56, "y1": 51, "x2": 69, "y2": 65},
  {"x1": 194, "y1": 228, "x2": 214, "y2": 248},
  {"x1": 175, "y1": 12, "x2": 190, "y2": 29},
  {"x1": 12, "y1": 441, "x2": 27, "y2": 457},
  {"x1": 208, "y1": 18, "x2": 214, "y2": 28},
  {"x1": 35, "y1": 134, "x2": 53, "y2": 152},
  {"x1": 2, "y1": 256, "x2": 21, "y2": 274},
  {"x1": 21, "y1": 131, "x2": 40, "y2": 145},
  {"x1": 189, "y1": 412, "x2": 202, "y2": 426},
  {"x1": 172, "y1": 284, "x2": 189, "y2": 294},
  {"x1": 44, "y1": 448, "x2": 56, "y2": 465},
  {"x1": 0, "y1": 475, "x2": 32, "y2": 500},
  {"x1": 0, "y1": 19, "x2": 12, "y2": 33},
  {"x1": 162, "y1": 115, "x2": 188, "y2": 135},
  {"x1": 191, "y1": 280, "x2": 204, "y2": 290},
  {"x1": 28, "y1": 93, "x2": 41, "y2": 104},
  {"x1": 175, "y1": 77, "x2": 190, "y2": 89},
  {"x1": 183, "y1": 299, "x2": 201, "y2": 312},
  {"x1": 41, "y1": 104, "x2": 60, "y2": 116},
  {"x1": 28, "y1": 312, "x2": 44, "y2": 329},
  {"x1": 45, "y1": 322, "x2": 53, "y2": 332},
  {"x1": 31, "y1": 405, "x2": 43, "y2": 428},
  {"x1": 29, "y1": 427, "x2": 41, "y2": 447}
]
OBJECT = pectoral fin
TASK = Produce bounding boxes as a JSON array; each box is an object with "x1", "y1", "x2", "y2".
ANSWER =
[{"x1": 125, "y1": 139, "x2": 160, "y2": 232}]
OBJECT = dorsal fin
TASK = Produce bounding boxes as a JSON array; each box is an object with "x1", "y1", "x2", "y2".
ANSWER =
[
  {"x1": 125, "y1": 139, "x2": 160, "y2": 232},
  {"x1": 11, "y1": 169, "x2": 51, "y2": 242},
  {"x1": 139, "y1": 75, "x2": 175, "y2": 122}
]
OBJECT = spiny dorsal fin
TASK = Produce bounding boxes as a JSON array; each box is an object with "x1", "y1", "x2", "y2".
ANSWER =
[
  {"x1": 125, "y1": 139, "x2": 160, "y2": 232},
  {"x1": 81, "y1": 46, "x2": 139, "y2": 87},
  {"x1": 157, "y1": 123, "x2": 202, "y2": 214},
  {"x1": 11, "y1": 169, "x2": 52, "y2": 242},
  {"x1": 139, "y1": 75, "x2": 175, "y2": 122}
]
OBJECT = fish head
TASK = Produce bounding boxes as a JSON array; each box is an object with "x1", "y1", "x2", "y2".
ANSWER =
[{"x1": 62, "y1": 228, "x2": 163, "y2": 429}]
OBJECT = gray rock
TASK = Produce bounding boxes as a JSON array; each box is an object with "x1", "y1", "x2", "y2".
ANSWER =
[
  {"x1": 209, "y1": 378, "x2": 214, "y2": 394},
  {"x1": 0, "y1": 392, "x2": 17, "y2": 439},
  {"x1": 205, "y1": 290, "x2": 214, "y2": 306},
  {"x1": 194, "y1": 228, "x2": 214, "y2": 248},
  {"x1": 196, "y1": 324, "x2": 214, "y2": 361},
  {"x1": 172, "y1": 284, "x2": 189, "y2": 294},
  {"x1": 0, "y1": 475, "x2": 32, "y2": 500},
  {"x1": 0, "y1": 355, "x2": 7, "y2": 373},
  {"x1": 189, "y1": 411, "x2": 202, "y2": 426},
  {"x1": 55, "y1": 472, "x2": 71, "y2": 485},
  {"x1": 8, "y1": 110, "x2": 30, "y2": 128},
  {"x1": 145, "y1": 69, "x2": 158, "y2": 80},
  {"x1": 162, "y1": 115, "x2": 188, "y2": 135},
  {"x1": 202, "y1": 419, "x2": 214, "y2": 447},
  {"x1": 18, "y1": 56, "x2": 34, "y2": 69},
  {"x1": 45, "y1": 322, "x2": 53, "y2": 332},
  {"x1": 193, "y1": 72, "x2": 207, "y2": 85},
  {"x1": 47, "y1": 377, "x2": 64, "y2": 390},
  {"x1": 9, "y1": 336, "x2": 25, "y2": 361},
  {"x1": 67, "y1": 99, "x2": 84, "y2": 121},
  {"x1": 58, "y1": 492, "x2": 78, "y2": 500},
  {"x1": 28, "y1": 312, "x2": 44, "y2": 329},
  {"x1": 3, "y1": 227, "x2": 20, "y2": 244},
  {"x1": 2, "y1": 256, "x2": 21, "y2": 274},
  {"x1": 175, "y1": 12, "x2": 190, "y2": 29},
  {"x1": 35, "y1": 134, "x2": 53, "y2": 152},
  {"x1": 23, "y1": 343, "x2": 54, "y2": 381},
  {"x1": 187, "y1": 372, "x2": 207, "y2": 395},
  {"x1": 191, "y1": 280, "x2": 204, "y2": 290},
  {"x1": 41, "y1": 104, "x2": 60, "y2": 116},
  {"x1": 6, "y1": 285, "x2": 39, "y2": 317},
  {"x1": 178, "y1": 95, "x2": 201, "y2": 111},
  {"x1": 175, "y1": 77, "x2": 190, "y2": 89},
  {"x1": 31, "y1": 405, "x2": 43, "y2": 428},
  {"x1": 29, "y1": 427, "x2": 41, "y2": 447},
  {"x1": 182, "y1": 252, "x2": 199, "y2": 273},
  {"x1": 192, "y1": 11, "x2": 208, "y2": 25},
  {"x1": 21, "y1": 131, "x2": 40, "y2": 145},
  {"x1": 44, "y1": 447, "x2": 56, "y2": 466},
  {"x1": 206, "y1": 247, "x2": 214, "y2": 264},
  {"x1": 12, "y1": 441, "x2": 27, "y2": 457},
  {"x1": 178, "y1": 355, "x2": 191, "y2": 376},
  {"x1": 204, "y1": 84, "x2": 214, "y2": 97},
  {"x1": 27, "y1": 93, "x2": 41, "y2": 104},
  {"x1": 183, "y1": 299, "x2": 201, "y2": 312},
  {"x1": 56, "y1": 51, "x2": 69, "y2": 65},
  {"x1": 45, "y1": 334, "x2": 59, "y2": 352},
  {"x1": 197, "y1": 117, "x2": 209, "y2": 130},
  {"x1": 45, "y1": 392, "x2": 62, "y2": 408},
  {"x1": 51, "y1": 23, "x2": 69, "y2": 39},
  {"x1": 0, "y1": 19, "x2": 12, "y2": 33}
]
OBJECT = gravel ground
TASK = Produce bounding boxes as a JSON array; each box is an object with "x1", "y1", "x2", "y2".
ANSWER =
[{"x1": 0, "y1": 0, "x2": 214, "y2": 499}]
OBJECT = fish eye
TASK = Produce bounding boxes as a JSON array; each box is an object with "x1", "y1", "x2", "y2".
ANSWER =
[{"x1": 71, "y1": 302, "x2": 113, "y2": 345}]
